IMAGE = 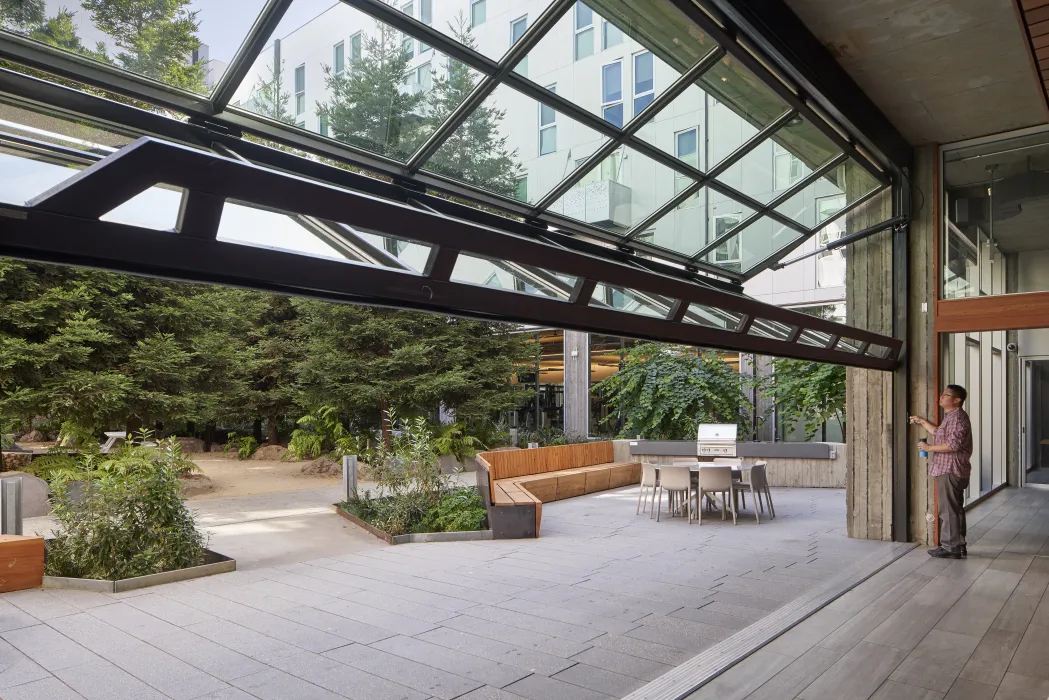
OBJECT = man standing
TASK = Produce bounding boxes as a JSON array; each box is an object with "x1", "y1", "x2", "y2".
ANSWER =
[{"x1": 910, "y1": 385, "x2": 973, "y2": 559}]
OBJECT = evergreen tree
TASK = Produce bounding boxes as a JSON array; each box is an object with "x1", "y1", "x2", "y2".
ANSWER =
[
  {"x1": 82, "y1": 0, "x2": 206, "y2": 92},
  {"x1": 424, "y1": 16, "x2": 520, "y2": 197},
  {"x1": 316, "y1": 20, "x2": 424, "y2": 159},
  {"x1": 0, "y1": 0, "x2": 44, "y2": 33},
  {"x1": 249, "y1": 59, "x2": 295, "y2": 125},
  {"x1": 30, "y1": 9, "x2": 107, "y2": 58},
  {"x1": 249, "y1": 295, "x2": 303, "y2": 443},
  {"x1": 295, "y1": 304, "x2": 533, "y2": 440}
]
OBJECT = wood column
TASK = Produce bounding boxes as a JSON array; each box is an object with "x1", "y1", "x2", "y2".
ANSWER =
[{"x1": 563, "y1": 330, "x2": 591, "y2": 438}]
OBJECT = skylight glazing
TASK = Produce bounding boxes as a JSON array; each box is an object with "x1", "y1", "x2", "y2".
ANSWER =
[{"x1": 0, "y1": 0, "x2": 892, "y2": 282}]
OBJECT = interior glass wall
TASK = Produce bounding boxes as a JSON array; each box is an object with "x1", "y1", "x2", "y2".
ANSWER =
[{"x1": 941, "y1": 331, "x2": 1009, "y2": 502}]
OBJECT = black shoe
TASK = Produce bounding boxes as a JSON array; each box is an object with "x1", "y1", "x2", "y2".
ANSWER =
[
  {"x1": 928, "y1": 547, "x2": 962, "y2": 559},
  {"x1": 960, "y1": 545, "x2": 967, "y2": 558}
]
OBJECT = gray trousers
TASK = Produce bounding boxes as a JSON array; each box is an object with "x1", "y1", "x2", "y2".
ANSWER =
[{"x1": 936, "y1": 474, "x2": 969, "y2": 551}]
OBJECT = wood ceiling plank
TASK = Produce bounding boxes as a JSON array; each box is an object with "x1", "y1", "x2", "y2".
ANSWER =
[
  {"x1": 1034, "y1": 32, "x2": 1049, "y2": 50},
  {"x1": 1023, "y1": 0, "x2": 1049, "y2": 11},
  {"x1": 1036, "y1": 45, "x2": 1049, "y2": 60},
  {"x1": 1027, "y1": 5, "x2": 1049, "y2": 25},
  {"x1": 1029, "y1": 18, "x2": 1049, "y2": 37}
]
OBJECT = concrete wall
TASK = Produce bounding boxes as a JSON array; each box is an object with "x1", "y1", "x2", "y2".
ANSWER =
[
  {"x1": 620, "y1": 442, "x2": 846, "y2": 488},
  {"x1": 562, "y1": 331, "x2": 590, "y2": 438}
]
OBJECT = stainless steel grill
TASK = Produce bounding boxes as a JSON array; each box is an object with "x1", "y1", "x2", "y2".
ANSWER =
[{"x1": 697, "y1": 423, "x2": 738, "y2": 458}]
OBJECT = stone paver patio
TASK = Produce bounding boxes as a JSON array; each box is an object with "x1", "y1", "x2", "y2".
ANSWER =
[{"x1": 0, "y1": 485, "x2": 894, "y2": 700}]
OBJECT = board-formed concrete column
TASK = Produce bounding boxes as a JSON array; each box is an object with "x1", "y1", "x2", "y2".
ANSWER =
[
  {"x1": 563, "y1": 330, "x2": 590, "y2": 438},
  {"x1": 845, "y1": 168, "x2": 894, "y2": 541}
]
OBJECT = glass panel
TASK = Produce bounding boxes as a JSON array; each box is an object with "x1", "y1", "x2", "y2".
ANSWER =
[
  {"x1": 798, "y1": 329, "x2": 833, "y2": 348},
  {"x1": 451, "y1": 255, "x2": 576, "y2": 299},
  {"x1": 0, "y1": 0, "x2": 270, "y2": 94},
  {"x1": 635, "y1": 55, "x2": 790, "y2": 171},
  {"x1": 748, "y1": 318, "x2": 795, "y2": 340},
  {"x1": 633, "y1": 51, "x2": 654, "y2": 116},
  {"x1": 589, "y1": 284, "x2": 668, "y2": 317},
  {"x1": 354, "y1": 231, "x2": 432, "y2": 272},
  {"x1": 471, "y1": 0, "x2": 486, "y2": 28},
  {"x1": 549, "y1": 146, "x2": 691, "y2": 234},
  {"x1": 523, "y1": 1, "x2": 686, "y2": 122},
  {"x1": 637, "y1": 187, "x2": 755, "y2": 257},
  {"x1": 0, "y1": 147, "x2": 82, "y2": 205},
  {"x1": 835, "y1": 337, "x2": 863, "y2": 353},
  {"x1": 866, "y1": 343, "x2": 892, "y2": 359},
  {"x1": 229, "y1": 1, "x2": 480, "y2": 162},
  {"x1": 774, "y1": 159, "x2": 880, "y2": 226},
  {"x1": 682, "y1": 303, "x2": 742, "y2": 331},
  {"x1": 218, "y1": 201, "x2": 357, "y2": 261},
  {"x1": 0, "y1": 103, "x2": 132, "y2": 155},
  {"x1": 100, "y1": 184, "x2": 184, "y2": 231},
  {"x1": 425, "y1": 83, "x2": 607, "y2": 204}
]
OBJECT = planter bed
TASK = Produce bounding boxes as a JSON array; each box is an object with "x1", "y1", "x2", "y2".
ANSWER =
[
  {"x1": 334, "y1": 505, "x2": 492, "y2": 545},
  {"x1": 42, "y1": 549, "x2": 235, "y2": 593}
]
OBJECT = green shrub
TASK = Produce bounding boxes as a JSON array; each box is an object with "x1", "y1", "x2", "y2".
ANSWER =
[
  {"x1": 45, "y1": 436, "x2": 207, "y2": 580},
  {"x1": 237, "y1": 437, "x2": 257, "y2": 460},
  {"x1": 520, "y1": 427, "x2": 588, "y2": 447},
  {"x1": 287, "y1": 405, "x2": 373, "y2": 462}
]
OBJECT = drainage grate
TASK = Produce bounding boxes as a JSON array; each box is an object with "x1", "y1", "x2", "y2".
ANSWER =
[{"x1": 621, "y1": 541, "x2": 917, "y2": 700}]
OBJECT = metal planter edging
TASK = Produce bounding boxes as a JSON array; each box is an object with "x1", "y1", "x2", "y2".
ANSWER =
[
  {"x1": 334, "y1": 506, "x2": 491, "y2": 545},
  {"x1": 42, "y1": 549, "x2": 236, "y2": 593}
]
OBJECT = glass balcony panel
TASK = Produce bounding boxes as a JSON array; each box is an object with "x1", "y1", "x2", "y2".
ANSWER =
[
  {"x1": 100, "y1": 184, "x2": 184, "y2": 231},
  {"x1": 590, "y1": 284, "x2": 668, "y2": 317},
  {"x1": 229, "y1": 1, "x2": 479, "y2": 163},
  {"x1": 0, "y1": 148, "x2": 83, "y2": 205},
  {"x1": 549, "y1": 146, "x2": 691, "y2": 234},
  {"x1": 635, "y1": 188, "x2": 755, "y2": 258},
  {"x1": 425, "y1": 83, "x2": 607, "y2": 204},
  {"x1": 451, "y1": 254, "x2": 576, "y2": 299},
  {"x1": 0, "y1": 1, "x2": 269, "y2": 95}
]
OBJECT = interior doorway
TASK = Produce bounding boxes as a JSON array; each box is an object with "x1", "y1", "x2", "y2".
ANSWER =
[{"x1": 1021, "y1": 356, "x2": 1049, "y2": 487}]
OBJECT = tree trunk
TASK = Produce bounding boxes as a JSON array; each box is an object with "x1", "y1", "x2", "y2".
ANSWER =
[
  {"x1": 380, "y1": 400, "x2": 392, "y2": 448},
  {"x1": 203, "y1": 423, "x2": 216, "y2": 452},
  {"x1": 126, "y1": 416, "x2": 142, "y2": 438},
  {"x1": 187, "y1": 421, "x2": 196, "y2": 438},
  {"x1": 253, "y1": 418, "x2": 263, "y2": 444},
  {"x1": 267, "y1": 415, "x2": 279, "y2": 445}
]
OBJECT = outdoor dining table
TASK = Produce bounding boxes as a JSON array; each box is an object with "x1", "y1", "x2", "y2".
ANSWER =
[{"x1": 653, "y1": 462, "x2": 753, "y2": 515}]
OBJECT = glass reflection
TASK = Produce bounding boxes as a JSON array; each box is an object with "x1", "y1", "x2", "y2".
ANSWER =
[
  {"x1": 590, "y1": 284, "x2": 667, "y2": 317},
  {"x1": 0, "y1": 148, "x2": 81, "y2": 205},
  {"x1": 451, "y1": 254, "x2": 576, "y2": 298},
  {"x1": 0, "y1": 1, "x2": 269, "y2": 94},
  {"x1": 218, "y1": 201, "x2": 356, "y2": 261},
  {"x1": 100, "y1": 184, "x2": 184, "y2": 231}
]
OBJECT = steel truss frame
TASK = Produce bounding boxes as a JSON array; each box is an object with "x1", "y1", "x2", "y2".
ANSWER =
[
  {"x1": 0, "y1": 0, "x2": 895, "y2": 280},
  {"x1": 0, "y1": 135, "x2": 900, "y2": 369}
]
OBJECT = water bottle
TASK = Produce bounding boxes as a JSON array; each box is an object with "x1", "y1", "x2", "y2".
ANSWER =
[{"x1": 919, "y1": 440, "x2": 928, "y2": 459}]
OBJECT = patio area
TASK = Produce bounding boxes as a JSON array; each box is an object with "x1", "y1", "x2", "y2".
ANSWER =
[{"x1": 0, "y1": 485, "x2": 896, "y2": 700}]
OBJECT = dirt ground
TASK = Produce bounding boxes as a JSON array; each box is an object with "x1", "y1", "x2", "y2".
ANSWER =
[{"x1": 185, "y1": 457, "x2": 342, "y2": 501}]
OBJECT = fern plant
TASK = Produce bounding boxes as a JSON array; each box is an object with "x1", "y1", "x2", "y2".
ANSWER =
[{"x1": 236, "y1": 437, "x2": 258, "y2": 460}]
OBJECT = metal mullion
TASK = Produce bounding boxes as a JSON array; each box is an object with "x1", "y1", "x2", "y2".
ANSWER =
[
  {"x1": 0, "y1": 32, "x2": 213, "y2": 115},
  {"x1": 689, "y1": 153, "x2": 847, "y2": 263},
  {"x1": 621, "y1": 107, "x2": 797, "y2": 241},
  {"x1": 663, "y1": 0, "x2": 886, "y2": 183},
  {"x1": 210, "y1": 0, "x2": 296, "y2": 111},
  {"x1": 531, "y1": 46, "x2": 724, "y2": 215},
  {"x1": 741, "y1": 184, "x2": 889, "y2": 279},
  {"x1": 405, "y1": 0, "x2": 574, "y2": 172},
  {"x1": 0, "y1": 131, "x2": 105, "y2": 165},
  {"x1": 340, "y1": 0, "x2": 499, "y2": 76}
]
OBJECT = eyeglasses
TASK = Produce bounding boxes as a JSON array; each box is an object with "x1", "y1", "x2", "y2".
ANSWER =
[{"x1": 940, "y1": 392, "x2": 958, "y2": 399}]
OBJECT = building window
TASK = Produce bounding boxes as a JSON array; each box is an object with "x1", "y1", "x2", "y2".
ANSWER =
[
  {"x1": 511, "y1": 16, "x2": 528, "y2": 75},
  {"x1": 574, "y1": 2, "x2": 594, "y2": 60},
  {"x1": 333, "y1": 42, "x2": 345, "y2": 77},
  {"x1": 350, "y1": 33, "x2": 362, "y2": 62},
  {"x1": 603, "y1": 20, "x2": 623, "y2": 50},
  {"x1": 539, "y1": 85, "x2": 557, "y2": 155},
  {"x1": 405, "y1": 63, "x2": 431, "y2": 93},
  {"x1": 294, "y1": 64, "x2": 305, "y2": 115},
  {"x1": 816, "y1": 194, "x2": 846, "y2": 288},
  {"x1": 601, "y1": 60, "x2": 623, "y2": 128},
  {"x1": 295, "y1": 120, "x2": 305, "y2": 129},
  {"x1": 319, "y1": 113, "x2": 329, "y2": 137},
  {"x1": 675, "y1": 128, "x2": 698, "y2": 202},
  {"x1": 515, "y1": 175, "x2": 528, "y2": 202},
  {"x1": 712, "y1": 214, "x2": 742, "y2": 269},
  {"x1": 419, "y1": 0, "x2": 432, "y2": 52},
  {"x1": 471, "y1": 0, "x2": 486, "y2": 27},
  {"x1": 633, "y1": 51, "x2": 654, "y2": 115},
  {"x1": 773, "y1": 143, "x2": 804, "y2": 190}
]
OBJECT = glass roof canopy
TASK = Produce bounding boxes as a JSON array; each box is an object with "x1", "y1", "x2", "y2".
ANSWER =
[
  {"x1": 0, "y1": 0, "x2": 890, "y2": 282},
  {"x1": 0, "y1": 0, "x2": 901, "y2": 369}
]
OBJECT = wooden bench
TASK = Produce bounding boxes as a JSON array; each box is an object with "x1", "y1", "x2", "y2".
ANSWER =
[{"x1": 475, "y1": 441, "x2": 641, "y2": 538}]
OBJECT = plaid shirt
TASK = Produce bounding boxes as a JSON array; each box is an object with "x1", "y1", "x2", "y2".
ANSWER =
[{"x1": 930, "y1": 409, "x2": 973, "y2": 478}]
